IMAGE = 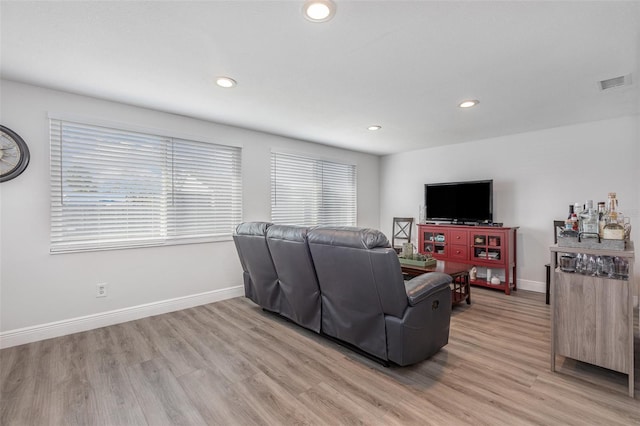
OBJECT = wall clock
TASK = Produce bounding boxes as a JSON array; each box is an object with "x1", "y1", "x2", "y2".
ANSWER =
[{"x1": 0, "y1": 125, "x2": 30, "y2": 182}]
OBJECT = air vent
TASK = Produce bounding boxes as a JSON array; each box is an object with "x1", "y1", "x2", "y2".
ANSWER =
[{"x1": 599, "y1": 74, "x2": 632, "y2": 91}]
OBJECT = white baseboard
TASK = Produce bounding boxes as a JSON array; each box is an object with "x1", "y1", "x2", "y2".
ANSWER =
[
  {"x1": 0, "y1": 285, "x2": 244, "y2": 349},
  {"x1": 517, "y1": 279, "x2": 546, "y2": 294}
]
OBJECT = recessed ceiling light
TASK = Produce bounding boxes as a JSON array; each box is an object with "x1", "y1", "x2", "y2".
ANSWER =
[
  {"x1": 368, "y1": 125, "x2": 382, "y2": 131},
  {"x1": 215, "y1": 77, "x2": 237, "y2": 88},
  {"x1": 459, "y1": 100, "x2": 479, "y2": 108},
  {"x1": 303, "y1": 0, "x2": 336, "y2": 22}
]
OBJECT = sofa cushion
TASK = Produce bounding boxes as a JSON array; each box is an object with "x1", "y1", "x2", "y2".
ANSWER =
[
  {"x1": 307, "y1": 226, "x2": 390, "y2": 249},
  {"x1": 266, "y1": 224, "x2": 321, "y2": 332},
  {"x1": 266, "y1": 223, "x2": 309, "y2": 242},
  {"x1": 235, "y1": 221, "x2": 272, "y2": 236},
  {"x1": 233, "y1": 221, "x2": 279, "y2": 310}
]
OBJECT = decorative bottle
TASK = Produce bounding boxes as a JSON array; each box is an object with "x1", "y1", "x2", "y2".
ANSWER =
[
  {"x1": 602, "y1": 192, "x2": 625, "y2": 240},
  {"x1": 606, "y1": 192, "x2": 619, "y2": 218},
  {"x1": 573, "y1": 203, "x2": 583, "y2": 219},
  {"x1": 580, "y1": 200, "x2": 598, "y2": 237},
  {"x1": 597, "y1": 202, "x2": 606, "y2": 237},
  {"x1": 570, "y1": 212, "x2": 579, "y2": 231}
]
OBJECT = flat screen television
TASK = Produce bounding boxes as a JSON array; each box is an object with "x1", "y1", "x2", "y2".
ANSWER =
[{"x1": 424, "y1": 180, "x2": 493, "y2": 223}]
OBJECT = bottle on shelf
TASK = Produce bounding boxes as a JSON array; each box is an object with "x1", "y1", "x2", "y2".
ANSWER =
[
  {"x1": 606, "y1": 192, "x2": 619, "y2": 218},
  {"x1": 560, "y1": 223, "x2": 578, "y2": 239},
  {"x1": 573, "y1": 203, "x2": 583, "y2": 220},
  {"x1": 567, "y1": 204, "x2": 575, "y2": 220},
  {"x1": 597, "y1": 202, "x2": 606, "y2": 237},
  {"x1": 603, "y1": 192, "x2": 625, "y2": 240},
  {"x1": 570, "y1": 211, "x2": 579, "y2": 231},
  {"x1": 602, "y1": 222, "x2": 625, "y2": 240},
  {"x1": 580, "y1": 200, "x2": 598, "y2": 238}
]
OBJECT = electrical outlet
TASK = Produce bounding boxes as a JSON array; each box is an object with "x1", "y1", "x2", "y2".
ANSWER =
[{"x1": 96, "y1": 283, "x2": 108, "y2": 298}]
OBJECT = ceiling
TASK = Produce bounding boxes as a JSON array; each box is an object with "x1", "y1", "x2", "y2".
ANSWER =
[{"x1": 1, "y1": 1, "x2": 639, "y2": 155}]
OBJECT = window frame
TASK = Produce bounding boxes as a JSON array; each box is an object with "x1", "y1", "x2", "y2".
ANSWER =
[
  {"x1": 270, "y1": 150, "x2": 357, "y2": 227},
  {"x1": 49, "y1": 115, "x2": 243, "y2": 253}
]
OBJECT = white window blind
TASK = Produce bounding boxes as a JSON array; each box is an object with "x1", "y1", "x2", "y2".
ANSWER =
[
  {"x1": 50, "y1": 119, "x2": 242, "y2": 253},
  {"x1": 271, "y1": 152, "x2": 356, "y2": 226}
]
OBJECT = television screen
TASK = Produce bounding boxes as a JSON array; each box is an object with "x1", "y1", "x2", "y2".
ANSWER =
[{"x1": 425, "y1": 180, "x2": 493, "y2": 223}]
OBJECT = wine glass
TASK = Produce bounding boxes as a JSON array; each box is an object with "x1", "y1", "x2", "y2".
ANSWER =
[
  {"x1": 596, "y1": 256, "x2": 605, "y2": 277},
  {"x1": 575, "y1": 253, "x2": 585, "y2": 274},
  {"x1": 586, "y1": 255, "x2": 597, "y2": 276}
]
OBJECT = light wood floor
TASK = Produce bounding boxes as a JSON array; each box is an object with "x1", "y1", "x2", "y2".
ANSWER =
[{"x1": 1, "y1": 288, "x2": 638, "y2": 425}]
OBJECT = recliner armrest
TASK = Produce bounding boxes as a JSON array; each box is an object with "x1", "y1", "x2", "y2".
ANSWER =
[{"x1": 404, "y1": 272, "x2": 452, "y2": 306}]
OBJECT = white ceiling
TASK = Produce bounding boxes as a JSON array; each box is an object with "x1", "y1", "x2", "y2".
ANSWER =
[{"x1": 1, "y1": 1, "x2": 639, "y2": 155}]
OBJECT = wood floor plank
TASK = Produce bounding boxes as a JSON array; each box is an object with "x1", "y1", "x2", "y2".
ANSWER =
[
  {"x1": 133, "y1": 316, "x2": 207, "y2": 378},
  {"x1": 126, "y1": 357, "x2": 207, "y2": 425},
  {"x1": 84, "y1": 349, "x2": 148, "y2": 425},
  {"x1": 0, "y1": 341, "x2": 41, "y2": 399},
  {"x1": 297, "y1": 381, "x2": 389, "y2": 426},
  {"x1": 0, "y1": 376, "x2": 52, "y2": 426},
  {"x1": 177, "y1": 367, "x2": 266, "y2": 426},
  {"x1": 231, "y1": 371, "x2": 326, "y2": 425},
  {"x1": 105, "y1": 321, "x2": 160, "y2": 366},
  {"x1": 52, "y1": 331, "x2": 91, "y2": 386},
  {"x1": 46, "y1": 375, "x2": 99, "y2": 426},
  {"x1": 163, "y1": 309, "x2": 261, "y2": 383},
  {"x1": 1, "y1": 287, "x2": 638, "y2": 425}
]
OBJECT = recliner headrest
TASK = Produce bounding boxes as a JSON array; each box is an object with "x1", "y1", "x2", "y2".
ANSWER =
[
  {"x1": 266, "y1": 224, "x2": 309, "y2": 242},
  {"x1": 307, "y1": 226, "x2": 390, "y2": 249},
  {"x1": 235, "y1": 222, "x2": 273, "y2": 236}
]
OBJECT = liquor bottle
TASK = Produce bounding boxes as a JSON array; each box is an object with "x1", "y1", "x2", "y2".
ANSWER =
[
  {"x1": 605, "y1": 192, "x2": 619, "y2": 220},
  {"x1": 567, "y1": 204, "x2": 574, "y2": 220},
  {"x1": 597, "y1": 202, "x2": 606, "y2": 237},
  {"x1": 573, "y1": 203, "x2": 583, "y2": 218},
  {"x1": 570, "y1": 212, "x2": 579, "y2": 231},
  {"x1": 560, "y1": 221, "x2": 578, "y2": 238},
  {"x1": 603, "y1": 192, "x2": 625, "y2": 240},
  {"x1": 580, "y1": 200, "x2": 598, "y2": 237}
]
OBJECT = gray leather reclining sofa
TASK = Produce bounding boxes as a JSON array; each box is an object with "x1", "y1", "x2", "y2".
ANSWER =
[{"x1": 233, "y1": 222, "x2": 452, "y2": 366}]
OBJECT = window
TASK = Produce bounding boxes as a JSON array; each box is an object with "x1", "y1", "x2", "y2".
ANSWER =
[
  {"x1": 50, "y1": 119, "x2": 242, "y2": 252},
  {"x1": 271, "y1": 151, "x2": 356, "y2": 226}
]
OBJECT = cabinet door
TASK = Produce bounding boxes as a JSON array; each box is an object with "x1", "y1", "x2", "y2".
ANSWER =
[
  {"x1": 471, "y1": 232, "x2": 502, "y2": 262},
  {"x1": 420, "y1": 229, "x2": 447, "y2": 257},
  {"x1": 595, "y1": 278, "x2": 630, "y2": 373},
  {"x1": 554, "y1": 272, "x2": 597, "y2": 365}
]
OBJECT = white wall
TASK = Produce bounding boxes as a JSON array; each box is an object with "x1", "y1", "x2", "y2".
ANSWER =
[
  {"x1": 0, "y1": 80, "x2": 380, "y2": 342},
  {"x1": 380, "y1": 116, "x2": 639, "y2": 294},
  {"x1": 2, "y1": 78, "x2": 636, "y2": 346}
]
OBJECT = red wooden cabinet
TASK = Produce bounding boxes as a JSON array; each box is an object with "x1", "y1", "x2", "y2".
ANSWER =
[{"x1": 417, "y1": 224, "x2": 518, "y2": 294}]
